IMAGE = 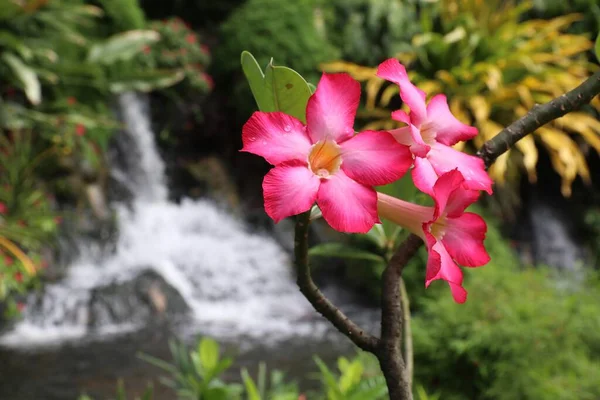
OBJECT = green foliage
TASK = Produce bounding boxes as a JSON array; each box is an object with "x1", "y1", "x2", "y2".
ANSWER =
[
  {"x1": 313, "y1": 353, "x2": 388, "y2": 400},
  {"x1": 138, "y1": 337, "x2": 391, "y2": 399},
  {"x1": 323, "y1": 0, "x2": 422, "y2": 65},
  {"x1": 216, "y1": 0, "x2": 340, "y2": 83},
  {"x1": 412, "y1": 251, "x2": 600, "y2": 399},
  {"x1": 241, "y1": 51, "x2": 313, "y2": 122},
  {"x1": 531, "y1": 0, "x2": 600, "y2": 35},
  {"x1": 139, "y1": 338, "x2": 243, "y2": 399},
  {"x1": 138, "y1": 17, "x2": 213, "y2": 96},
  {"x1": 97, "y1": 0, "x2": 147, "y2": 31},
  {"x1": 240, "y1": 362, "x2": 300, "y2": 400},
  {"x1": 0, "y1": 132, "x2": 58, "y2": 315}
]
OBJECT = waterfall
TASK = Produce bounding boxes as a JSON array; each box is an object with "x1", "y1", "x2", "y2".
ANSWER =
[{"x1": 0, "y1": 92, "x2": 329, "y2": 347}]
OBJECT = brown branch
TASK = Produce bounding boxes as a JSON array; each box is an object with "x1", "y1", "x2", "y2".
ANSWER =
[
  {"x1": 477, "y1": 70, "x2": 600, "y2": 168},
  {"x1": 400, "y1": 277, "x2": 413, "y2": 388},
  {"x1": 377, "y1": 234, "x2": 423, "y2": 400},
  {"x1": 294, "y1": 211, "x2": 379, "y2": 353}
]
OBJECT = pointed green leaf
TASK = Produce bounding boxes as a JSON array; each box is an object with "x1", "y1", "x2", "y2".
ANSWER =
[
  {"x1": 2, "y1": 53, "x2": 40, "y2": 105},
  {"x1": 241, "y1": 369, "x2": 261, "y2": 400},
  {"x1": 309, "y1": 243, "x2": 386, "y2": 263},
  {"x1": 264, "y1": 60, "x2": 312, "y2": 122},
  {"x1": 88, "y1": 30, "x2": 159, "y2": 64},
  {"x1": 199, "y1": 337, "x2": 220, "y2": 372},
  {"x1": 240, "y1": 51, "x2": 312, "y2": 122},
  {"x1": 241, "y1": 51, "x2": 275, "y2": 112}
]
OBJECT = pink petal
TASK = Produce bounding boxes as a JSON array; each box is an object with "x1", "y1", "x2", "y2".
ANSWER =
[
  {"x1": 262, "y1": 162, "x2": 320, "y2": 223},
  {"x1": 431, "y1": 169, "x2": 465, "y2": 220},
  {"x1": 411, "y1": 157, "x2": 438, "y2": 196},
  {"x1": 306, "y1": 73, "x2": 360, "y2": 144},
  {"x1": 389, "y1": 122, "x2": 430, "y2": 157},
  {"x1": 424, "y1": 231, "x2": 468, "y2": 303},
  {"x1": 443, "y1": 212, "x2": 491, "y2": 267},
  {"x1": 317, "y1": 170, "x2": 379, "y2": 233},
  {"x1": 428, "y1": 143, "x2": 494, "y2": 194},
  {"x1": 391, "y1": 109, "x2": 411, "y2": 124},
  {"x1": 425, "y1": 94, "x2": 478, "y2": 146},
  {"x1": 242, "y1": 112, "x2": 312, "y2": 165},
  {"x1": 340, "y1": 130, "x2": 412, "y2": 186},
  {"x1": 445, "y1": 186, "x2": 480, "y2": 218},
  {"x1": 377, "y1": 59, "x2": 427, "y2": 125}
]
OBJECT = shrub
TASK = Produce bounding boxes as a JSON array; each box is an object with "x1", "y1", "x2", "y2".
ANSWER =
[{"x1": 412, "y1": 248, "x2": 600, "y2": 399}]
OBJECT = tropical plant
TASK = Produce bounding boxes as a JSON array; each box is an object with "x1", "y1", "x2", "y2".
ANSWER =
[
  {"x1": 139, "y1": 338, "x2": 244, "y2": 399},
  {"x1": 412, "y1": 252, "x2": 600, "y2": 399},
  {"x1": 323, "y1": 0, "x2": 600, "y2": 197},
  {"x1": 313, "y1": 353, "x2": 388, "y2": 400},
  {"x1": 0, "y1": 132, "x2": 58, "y2": 315}
]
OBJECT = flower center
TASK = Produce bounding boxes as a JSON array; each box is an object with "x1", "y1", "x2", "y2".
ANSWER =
[
  {"x1": 308, "y1": 140, "x2": 342, "y2": 179},
  {"x1": 420, "y1": 121, "x2": 437, "y2": 145},
  {"x1": 429, "y1": 215, "x2": 448, "y2": 239}
]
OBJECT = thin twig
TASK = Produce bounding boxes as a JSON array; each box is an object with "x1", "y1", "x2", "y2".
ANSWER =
[
  {"x1": 477, "y1": 70, "x2": 600, "y2": 167},
  {"x1": 378, "y1": 233, "x2": 422, "y2": 400},
  {"x1": 294, "y1": 211, "x2": 379, "y2": 352}
]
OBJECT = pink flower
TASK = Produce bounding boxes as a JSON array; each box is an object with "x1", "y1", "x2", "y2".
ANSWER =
[
  {"x1": 377, "y1": 59, "x2": 493, "y2": 196},
  {"x1": 242, "y1": 73, "x2": 413, "y2": 233},
  {"x1": 377, "y1": 170, "x2": 490, "y2": 303},
  {"x1": 0, "y1": 202, "x2": 7, "y2": 214}
]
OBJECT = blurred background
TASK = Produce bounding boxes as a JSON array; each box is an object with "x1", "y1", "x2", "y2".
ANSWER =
[{"x1": 0, "y1": 0, "x2": 599, "y2": 399}]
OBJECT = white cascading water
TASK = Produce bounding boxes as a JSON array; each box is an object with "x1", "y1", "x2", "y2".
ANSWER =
[{"x1": 0, "y1": 92, "x2": 329, "y2": 346}]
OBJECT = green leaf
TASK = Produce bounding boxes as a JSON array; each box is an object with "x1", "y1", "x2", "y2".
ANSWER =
[
  {"x1": 2, "y1": 53, "x2": 41, "y2": 105},
  {"x1": 595, "y1": 32, "x2": 600, "y2": 64},
  {"x1": 264, "y1": 60, "x2": 312, "y2": 122},
  {"x1": 314, "y1": 357, "x2": 343, "y2": 400},
  {"x1": 199, "y1": 337, "x2": 220, "y2": 372},
  {"x1": 241, "y1": 51, "x2": 275, "y2": 113},
  {"x1": 241, "y1": 369, "x2": 261, "y2": 400},
  {"x1": 309, "y1": 243, "x2": 386, "y2": 263},
  {"x1": 88, "y1": 30, "x2": 159, "y2": 64},
  {"x1": 240, "y1": 51, "x2": 312, "y2": 122}
]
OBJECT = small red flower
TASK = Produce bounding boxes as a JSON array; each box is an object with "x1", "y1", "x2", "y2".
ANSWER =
[
  {"x1": 0, "y1": 202, "x2": 7, "y2": 214},
  {"x1": 143, "y1": 45, "x2": 151, "y2": 54},
  {"x1": 185, "y1": 33, "x2": 196, "y2": 44},
  {"x1": 67, "y1": 97, "x2": 77, "y2": 105},
  {"x1": 4, "y1": 255, "x2": 13, "y2": 266},
  {"x1": 54, "y1": 216, "x2": 63, "y2": 224},
  {"x1": 14, "y1": 272, "x2": 23, "y2": 283},
  {"x1": 75, "y1": 124, "x2": 86, "y2": 136},
  {"x1": 16, "y1": 302, "x2": 25, "y2": 313}
]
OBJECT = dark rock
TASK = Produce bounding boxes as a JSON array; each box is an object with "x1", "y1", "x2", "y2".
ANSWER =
[{"x1": 88, "y1": 269, "x2": 189, "y2": 329}]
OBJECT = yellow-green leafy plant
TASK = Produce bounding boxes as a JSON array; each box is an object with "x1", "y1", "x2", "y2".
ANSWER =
[{"x1": 323, "y1": 0, "x2": 600, "y2": 196}]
